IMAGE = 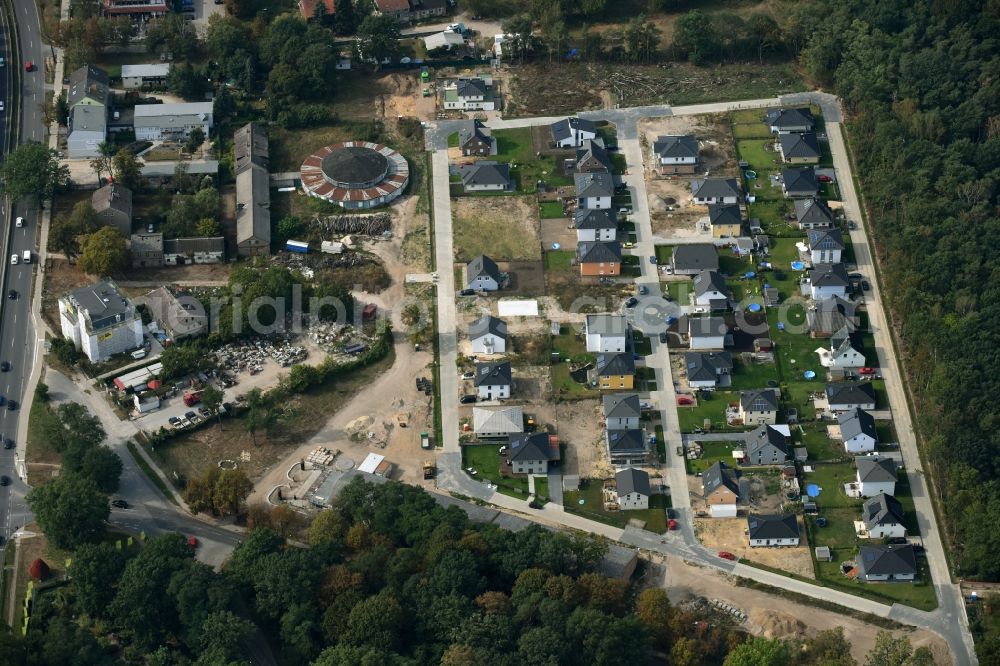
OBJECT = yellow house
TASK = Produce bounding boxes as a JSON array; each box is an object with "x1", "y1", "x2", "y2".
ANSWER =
[
  {"x1": 596, "y1": 352, "x2": 635, "y2": 390},
  {"x1": 709, "y1": 203, "x2": 743, "y2": 239}
]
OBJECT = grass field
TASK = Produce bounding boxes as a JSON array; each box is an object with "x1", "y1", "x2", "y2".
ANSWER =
[
  {"x1": 729, "y1": 358, "x2": 779, "y2": 391},
  {"x1": 686, "y1": 440, "x2": 743, "y2": 474},
  {"x1": 801, "y1": 462, "x2": 861, "y2": 509},
  {"x1": 539, "y1": 201, "x2": 566, "y2": 219},
  {"x1": 551, "y1": 363, "x2": 598, "y2": 400},
  {"x1": 493, "y1": 128, "x2": 571, "y2": 191},
  {"x1": 798, "y1": 423, "x2": 847, "y2": 461},
  {"x1": 452, "y1": 196, "x2": 541, "y2": 261},
  {"x1": 564, "y1": 478, "x2": 670, "y2": 532},
  {"x1": 552, "y1": 327, "x2": 591, "y2": 363},
  {"x1": 676, "y1": 390, "x2": 740, "y2": 433},
  {"x1": 462, "y1": 444, "x2": 530, "y2": 497}
]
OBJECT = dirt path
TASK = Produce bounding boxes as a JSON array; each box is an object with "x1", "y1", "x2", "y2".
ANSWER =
[{"x1": 662, "y1": 555, "x2": 951, "y2": 663}]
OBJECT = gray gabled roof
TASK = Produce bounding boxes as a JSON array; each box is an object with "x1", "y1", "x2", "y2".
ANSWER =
[
  {"x1": 473, "y1": 405, "x2": 523, "y2": 434},
  {"x1": 783, "y1": 167, "x2": 818, "y2": 195},
  {"x1": 68, "y1": 64, "x2": 110, "y2": 108},
  {"x1": 708, "y1": 203, "x2": 742, "y2": 228},
  {"x1": 810, "y1": 262, "x2": 849, "y2": 288},
  {"x1": 236, "y1": 165, "x2": 271, "y2": 246},
  {"x1": 740, "y1": 388, "x2": 778, "y2": 412},
  {"x1": 653, "y1": 134, "x2": 698, "y2": 159},
  {"x1": 586, "y1": 314, "x2": 628, "y2": 338},
  {"x1": 577, "y1": 241, "x2": 622, "y2": 264},
  {"x1": 469, "y1": 315, "x2": 507, "y2": 340},
  {"x1": 857, "y1": 544, "x2": 916, "y2": 577},
  {"x1": 693, "y1": 178, "x2": 739, "y2": 199},
  {"x1": 747, "y1": 513, "x2": 799, "y2": 540},
  {"x1": 616, "y1": 467, "x2": 650, "y2": 496},
  {"x1": 92, "y1": 183, "x2": 132, "y2": 217},
  {"x1": 826, "y1": 382, "x2": 876, "y2": 406},
  {"x1": 163, "y1": 237, "x2": 225, "y2": 255},
  {"x1": 839, "y1": 407, "x2": 876, "y2": 442},
  {"x1": 862, "y1": 493, "x2": 905, "y2": 527},
  {"x1": 808, "y1": 228, "x2": 845, "y2": 251},
  {"x1": 234, "y1": 122, "x2": 269, "y2": 175},
  {"x1": 458, "y1": 120, "x2": 493, "y2": 148},
  {"x1": 809, "y1": 296, "x2": 856, "y2": 334},
  {"x1": 856, "y1": 456, "x2": 897, "y2": 483},
  {"x1": 767, "y1": 107, "x2": 815, "y2": 130},
  {"x1": 575, "y1": 171, "x2": 614, "y2": 198},
  {"x1": 550, "y1": 116, "x2": 597, "y2": 142},
  {"x1": 780, "y1": 132, "x2": 821, "y2": 159},
  {"x1": 672, "y1": 244, "x2": 719, "y2": 272},
  {"x1": 457, "y1": 77, "x2": 488, "y2": 98},
  {"x1": 576, "y1": 139, "x2": 612, "y2": 171},
  {"x1": 462, "y1": 162, "x2": 510, "y2": 188},
  {"x1": 603, "y1": 393, "x2": 641, "y2": 420},
  {"x1": 596, "y1": 352, "x2": 635, "y2": 377},
  {"x1": 830, "y1": 325, "x2": 859, "y2": 355},
  {"x1": 746, "y1": 424, "x2": 790, "y2": 459},
  {"x1": 795, "y1": 197, "x2": 835, "y2": 226},
  {"x1": 685, "y1": 352, "x2": 732, "y2": 382},
  {"x1": 693, "y1": 270, "x2": 731, "y2": 300},
  {"x1": 467, "y1": 254, "x2": 501, "y2": 282},
  {"x1": 703, "y1": 461, "x2": 741, "y2": 498},
  {"x1": 688, "y1": 316, "x2": 727, "y2": 338},
  {"x1": 606, "y1": 429, "x2": 647, "y2": 453},
  {"x1": 574, "y1": 208, "x2": 616, "y2": 230},
  {"x1": 508, "y1": 432, "x2": 557, "y2": 462},
  {"x1": 475, "y1": 360, "x2": 511, "y2": 387}
]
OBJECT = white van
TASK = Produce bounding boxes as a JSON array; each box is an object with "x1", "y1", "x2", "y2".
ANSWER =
[
  {"x1": 22, "y1": 250, "x2": 30, "y2": 264},
  {"x1": 9, "y1": 254, "x2": 16, "y2": 265},
  {"x1": 15, "y1": 217, "x2": 23, "y2": 228}
]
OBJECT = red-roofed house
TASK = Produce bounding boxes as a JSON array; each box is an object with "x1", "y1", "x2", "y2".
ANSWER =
[
  {"x1": 299, "y1": 0, "x2": 335, "y2": 20},
  {"x1": 374, "y1": 0, "x2": 411, "y2": 21}
]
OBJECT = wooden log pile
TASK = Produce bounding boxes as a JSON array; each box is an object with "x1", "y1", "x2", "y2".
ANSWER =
[{"x1": 312, "y1": 213, "x2": 392, "y2": 236}]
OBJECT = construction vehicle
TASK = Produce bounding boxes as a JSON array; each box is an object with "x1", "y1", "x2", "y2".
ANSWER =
[
  {"x1": 183, "y1": 390, "x2": 203, "y2": 407},
  {"x1": 420, "y1": 432, "x2": 431, "y2": 449},
  {"x1": 423, "y1": 461, "x2": 436, "y2": 479},
  {"x1": 525, "y1": 415, "x2": 536, "y2": 432}
]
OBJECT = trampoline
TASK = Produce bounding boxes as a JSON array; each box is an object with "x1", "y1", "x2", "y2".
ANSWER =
[{"x1": 745, "y1": 170, "x2": 758, "y2": 180}]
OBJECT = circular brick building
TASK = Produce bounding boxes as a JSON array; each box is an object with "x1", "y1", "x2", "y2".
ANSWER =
[{"x1": 300, "y1": 141, "x2": 409, "y2": 209}]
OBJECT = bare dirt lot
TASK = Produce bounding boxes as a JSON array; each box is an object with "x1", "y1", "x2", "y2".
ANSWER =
[
  {"x1": 694, "y1": 517, "x2": 815, "y2": 579},
  {"x1": 661, "y1": 556, "x2": 951, "y2": 664},
  {"x1": 41, "y1": 256, "x2": 93, "y2": 333},
  {"x1": 639, "y1": 113, "x2": 739, "y2": 239},
  {"x1": 336, "y1": 70, "x2": 437, "y2": 123},
  {"x1": 452, "y1": 196, "x2": 541, "y2": 262},
  {"x1": 119, "y1": 263, "x2": 231, "y2": 285},
  {"x1": 538, "y1": 399, "x2": 608, "y2": 478}
]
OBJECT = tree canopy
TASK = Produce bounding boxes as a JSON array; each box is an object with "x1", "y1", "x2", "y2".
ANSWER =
[{"x1": 0, "y1": 142, "x2": 69, "y2": 205}]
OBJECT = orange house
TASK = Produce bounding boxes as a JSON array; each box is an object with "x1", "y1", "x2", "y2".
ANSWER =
[
  {"x1": 577, "y1": 240, "x2": 622, "y2": 277},
  {"x1": 596, "y1": 352, "x2": 635, "y2": 390}
]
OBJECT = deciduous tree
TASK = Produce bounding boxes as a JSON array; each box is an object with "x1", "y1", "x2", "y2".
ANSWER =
[
  {"x1": 78, "y1": 227, "x2": 129, "y2": 277},
  {"x1": 26, "y1": 475, "x2": 109, "y2": 550},
  {"x1": 0, "y1": 142, "x2": 70, "y2": 205}
]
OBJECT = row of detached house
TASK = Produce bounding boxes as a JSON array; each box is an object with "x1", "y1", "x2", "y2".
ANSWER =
[{"x1": 299, "y1": 0, "x2": 446, "y2": 23}]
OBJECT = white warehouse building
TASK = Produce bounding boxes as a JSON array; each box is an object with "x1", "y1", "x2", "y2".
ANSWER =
[
  {"x1": 133, "y1": 102, "x2": 214, "y2": 141},
  {"x1": 59, "y1": 279, "x2": 144, "y2": 363}
]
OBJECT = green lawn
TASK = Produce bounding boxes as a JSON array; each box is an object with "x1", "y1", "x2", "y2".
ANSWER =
[
  {"x1": 748, "y1": 200, "x2": 796, "y2": 236},
  {"x1": 676, "y1": 390, "x2": 741, "y2": 433},
  {"x1": 534, "y1": 476, "x2": 550, "y2": 502},
  {"x1": 732, "y1": 122, "x2": 773, "y2": 139},
  {"x1": 893, "y1": 475, "x2": 922, "y2": 536},
  {"x1": 768, "y1": 235, "x2": 804, "y2": 265},
  {"x1": 783, "y1": 381, "x2": 818, "y2": 421},
  {"x1": 798, "y1": 422, "x2": 847, "y2": 461},
  {"x1": 729, "y1": 358, "x2": 779, "y2": 391},
  {"x1": 737, "y1": 139, "x2": 782, "y2": 175},
  {"x1": 875, "y1": 421, "x2": 897, "y2": 444},
  {"x1": 539, "y1": 201, "x2": 566, "y2": 219},
  {"x1": 544, "y1": 249, "x2": 575, "y2": 273},
  {"x1": 564, "y1": 479, "x2": 671, "y2": 533},
  {"x1": 719, "y1": 253, "x2": 756, "y2": 277},
  {"x1": 552, "y1": 328, "x2": 591, "y2": 363},
  {"x1": 663, "y1": 279, "x2": 692, "y2": 305},
  {"x1": 610, "y1": 153, "x2": 627, "y2": 176},
  {"x1": 461, "y1": 444, "x2": 530, "y2": 497},
  {"x1": 801, "y1": 462, "x2": 861, "y2": 509},
  {"x1": 595, "y1": 124, "x2": 618, "y2": 148},
  {"x1": 686, "y1": 440, "x2": 744, "y2": 474},
  {"x1": 493, "y1": 128, "x2": 571, "y2": 191},
  {"x1": 731, "y1": 109, "x2": 769, "y2": 125},
  {"x1": 551, "y1": 363, "x2": 598, "y2": 400},
  {"x1": 447, "y1": 132, "x2": 459, "y2": 148}
]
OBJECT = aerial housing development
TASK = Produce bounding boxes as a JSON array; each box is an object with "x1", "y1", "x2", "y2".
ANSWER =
[{"x1": 0, "y1": 2, "x2": 991, "y2": 664}]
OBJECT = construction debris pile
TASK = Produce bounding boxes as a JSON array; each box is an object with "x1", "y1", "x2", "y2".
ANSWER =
[
  {"x1": 307, "y1": 320, "x2": 373, "y2": 355},
  {"x1": 215, "y1": 335, "x2": 307, "y2": 374},
  {"x1": 312, "y1": 213, "x2": 392, "y2": 237},
  {"x1": 305, "y1": 447, "x2": 339, "y2": 466},
  {"x1": 271, "y1": 252, "x2": 373, "y2": 271}
]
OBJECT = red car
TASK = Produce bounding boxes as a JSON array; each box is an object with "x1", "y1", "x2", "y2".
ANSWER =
[
  {"x1": 667, "y1": 519, "x2": 678, "y2": 531},
  {"x1": 718, "y1": 551, "x2": 737, "y2": 561},
  {"x1": 858, "y1": 367, "x2": 877, "y2": 375},
  {"x1": 23, "y1": 60, "x2": 32, "y2": 72},
  {"x1": 187, "y1": 536, "x2": 198, "y2": 548},
  {"x1": 817, "y1": 174, "x2": 833, "y2": 183}
]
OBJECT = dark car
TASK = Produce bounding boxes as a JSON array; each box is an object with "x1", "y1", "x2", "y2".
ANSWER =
[
  {"x1": 199, "y1": 407, "x2": 210, "y2": 417},
  {"x1": 887, "y1": 537, "x2": 908, "y2": 545},
  {"x1": 3, "y1": 439, "x2": 13, "y2": 449},
  {"x1": 649, "y1": 256, "x2": 658, "y2": 265},
  {"x1": 7, "y1": 400, "x2": 17, "y2": 411},
  {"x1": 6, "y1": 290, "x2": 15, "y2": 300},
  {"x1": 624, "y1": 297, "x2": 638, "y2": 308},
  {"x1": 168, "y1": 416, "x2": 181, "y2": 425},
  {"x1": 0, "y1": 395, "x2": 5, "y2": 406},
  {"x1": 185, "y1": 411, "x2": 197, "y2": 420},
  {"x1": 459, "y1": 288, "x2": 475, "y2": 296},
  {"x1": 111, "y1": 499, "x2": 129, "y2": 509},
  {"x1": 659, "y1": 331, "x2": 668, "y2": 343},
  {"x1": 848, "y1": 220, "x2": 858, "y2": 230},
  {"x1": 861, "y1": 280, "x2": 871, "y2": 291},
  {"x1": 638, "y1": 285, "x2": 648, "y2": 296},
  {"x1": 459, "y1": 395, "x2": 476, "y2": 404},
  {"x1": 0, "y1": 476, "x2": 9, "y2": 486},
  {"x1": 0, "y1": 361, "x2": 8, "y2": 372}
]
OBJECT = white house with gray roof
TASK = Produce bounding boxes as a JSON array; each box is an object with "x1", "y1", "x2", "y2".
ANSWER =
[
  {"x1": 779, "y1": 132, "x2": 821, "y2": 164},
  {"x1": 574, "y1": 208, "x2": 617, "y2": 242},
  {"x1": 838, "y1": 407, "x2": 877, "y2": 453},
  {"x1": 685, "y1": 351, "x2": 732, "y2": 389},
  {"x1": 68, "y1": 105, "x2": 107, "y2": 159},
  {"x1": 808, "y1": 228, "x2": 844, "y2": 264},
  {"x1": 672, "y1": 244, "x2": 719, "y2": 275},
  {"x1": 575, "y1": 172, "x2": 613, "y2": 209},
  {"x1": 606, "y1": 429, "x2": 650, "y2": 466},
  {"x1": 693, "y1": 270, "x2": 732, "y2": 310},
  {"x1": 603, "y1": 393, "x2": 641, "y2": 430},
  {"x1": 766, "y1": 108, "x2": 815, "y2": 134},
  {"x1": 469, "y1": 315, "x2": 507, "y2": 354},
  {"x1": 585, "y1": 314, "x2": 629, "y2": 353},
  {"x1": 795, "y1": 197, "x2": 836, "y2": 229},
  {"x1": 615, "y1": 468, "x2": 651, "y2": 510},
  {"x1": 134, "y1": 102, "x2": 214, "y2": 141},
  {"x1": 550, "y1": 116, "x2": 597, "y2": 148},
  {"x1": 461, "y1": 162, "x2": 511, "y2": 192},
  {"x1": 747, "y1": 514, "x2": 800, "y2": 547},
  {"x1": 738, "y1": 388, "x2": 779, "y2": 425},
  {"x1": 507, "y1": 432, "x2": 558, "y2": 475},
  {"x1": 59, "y1": 279, "x2": 143, "y2": 363},
  {"x1": 817, "y1": 326, "x2": 865, "y2": 372},
  {"x1": 856, "y1": 544, "x2": 916, "y2": 582},
  {"x1": 121, "y1": 63, "x2": 170, "y2": 89},
  {"x1": 652, "y1": 134, "x2": 699, "y2": 174},
  {"x1": 854, "y1": 456, "x2": 897, "y2": 497},
  {"x1": 475, "y1": 360, "x2": 511, "y2": 401},
  {"x1": 826, "y1": 382, "x2": 876, "y2": 412},
  {"x1": 466, "y1": 255, "x2": 501, "y2": 291},
  {"x1": 860, "y1": 493, "x2": 906, "y2": 539},
  {"x1": 703, "y1": 461, "x2": 743, "y2": 517},
  {"x1": 692, "y1": 178, "x2": 740, "y2": 205},
  {"x1": 688, "y1": 316, "x2": 727, "y2": 350},
  {"x1": 443, "y1": 77, "x2": 495, "y2": 110},
  {"x1": 473, "y1": 405, "x2": 523, "y2": 439},
  {"x1": 806, "y1": 262, "x2": 850, "y2": 300}
]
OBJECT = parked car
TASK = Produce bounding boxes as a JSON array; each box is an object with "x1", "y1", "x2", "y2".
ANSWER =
[
  {"x1": 624, "y1": 297, "x2": 638, "y2": 308},
  {"x1": 459, "y1": 288, "x2": 475, "y2": 296},
  {"x1": 649, "y1": 256, "x2": 658, "y2": 265},
  {"x1": 848, "y1": 220, "x2": 858, "y2": 230},
  {"x1": 0, "y1": 475, "x2": 9, "y2": 486},
  {"x1": 460, "y1": 395, "x2": 476, "y2": 404},
  {"x1": 818, "y1": 174, "x2": 833, "y2": 183},
  {"x1": 887, "y1": 537, "x2": 908, "y2": 545},
  {"x1": 638, "y1": 285, "x2": 648, "y2": 296},
  {"x1": 664, "y1": 315, "x2": 677, "y2": 326},
  {"x1": 861, "y1": 280, "x2": 871, "y2": 291},
  {"x1": 667, "y1": 519, "x2": 678, "y2": 530},
  {"x1": 718, "y1": 551, "x2": 737, "y2": 561},
  {"x1": 111, "y1": 499, "x2": 129, "y2": 509},
  {"x1": 168, "y1": 416, "x2": 181, "y2": 426},
  {"x1": 184, "y1": 411, "x2": 197, "y2": 420},
  {"x1": 461, "y1": 372, "x2": 475, "y2": 380},
  {"x1": 858, "y1": 367, "x2": 877, "y2": 375},
  {"x1": 659, "y1": 331, "x2": 668, "y2": 343}
]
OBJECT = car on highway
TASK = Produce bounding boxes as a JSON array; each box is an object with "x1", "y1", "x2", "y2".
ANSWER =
[
  {"x1": 0, "y1": 476, "x2": 9, "y2": 486},
  {"x1": 15, "y1": 217, "x2": 23, "y2": 228},
  {"x1": 7, "y1": 400, "x2": 17, "y2": 411},
  {"x1": 23, "y1": 60, "x2": 32, "y2": 72},
  {"x1": 0, "y1": 362, "x2": 8, "y2": 372},
  {"x1": 3, "y1": 439, "x2": 12, "y2": 450},
  {"x1": 7, "y1": 290, "x2": 15, "y2": 300},
  {"x1": 111, "y1": 499, "x2": 129, "y2": 509},
  {"x1": 718, "y1": 551, "x2": 737, "y2": 561},
  {"x1": 0, "y1": 57, "x2": 4, "y2": 67},
  {"x1": 0, "y1": 396, "x2": 4, "y2": 406},
  {"x1": 0, "y1": 101, "x2": 4, "y2": 112},
  {"x1": 9, "y1": 254, "x2": 16, "y2": 265}
]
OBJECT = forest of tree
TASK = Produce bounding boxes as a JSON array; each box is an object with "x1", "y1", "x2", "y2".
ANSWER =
[{"x1": 0, "y1": 479, "x2": 932, "y2": 665}]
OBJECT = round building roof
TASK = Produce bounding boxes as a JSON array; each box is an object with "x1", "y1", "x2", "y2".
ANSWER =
[{"x1": 320, "y1": 146, "x2": 388, "y2": 188}]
